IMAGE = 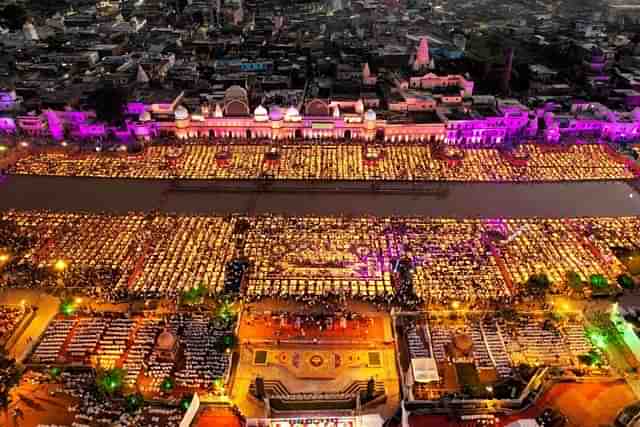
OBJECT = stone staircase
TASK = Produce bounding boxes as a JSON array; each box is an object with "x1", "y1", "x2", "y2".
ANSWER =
[
  {"x1": 250, "y1": 378, "x2": 385, "y2": 400},
  {"x1": 481, "y1": 319, "x2": 512, "y2": 377}
]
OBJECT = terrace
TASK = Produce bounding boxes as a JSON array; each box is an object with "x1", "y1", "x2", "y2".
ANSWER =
[
  {"x1": 5, "y1": 143, "x2": 634, "y2": 182},
  {"x1": 0, "y1": 212, "x2": 639, "y2": 304}
]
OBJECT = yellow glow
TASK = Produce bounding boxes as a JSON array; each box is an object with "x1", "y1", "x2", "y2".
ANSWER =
[
  {"x1": 75, "y1": 297, "x2": 83, "y2": 304},
  {"x1": 54, "y1": 259, "x2": 68, "y2": 271},
  {"x1": 562, "y1": 303, "x2": 570, "y2": 311},
  {"x1": 451, "y1": 301, "x2": 461, "y2": 310},
  {"x1": 0, "y1": 146, "x2": 7, "y2": 152},
  {"x1": 20, "y1": 299, "x2": 26, "y2": 306},
  {"x1": 0, "y1": 254, "x2": 9, "y2": 262}
]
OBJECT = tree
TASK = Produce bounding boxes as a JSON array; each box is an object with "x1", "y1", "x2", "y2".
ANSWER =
[
  {"x1": 1, "y1": 4, "x2": 27, "y2": 31},
  {"x1": 48, "y1": 366, "x2": 62, "y2": 381},
  {"x1": 179, "y1": 393, "x2": 194, "y2": 411},
  {"x1": 586, "y1": 311, "x2": 619, "y2": 349},
  {"x1": 96, "y1": 367, "x2": 126, "y2": 396},
  {"x1": 181, "y1": 282, "x2": 207, "y2": 305},
  {"x1": 525, "y1": 273, "x2": 551, "y2": 296},
  {"x1": 590, "y1": 274, "x2": 608, "y2": 290},
  {"x1": 567, "y1": 270, "x2": 584, "y2": 291},
  {"x1": 578, "y1": 350, "x2": 602, "y2": 367},
  {"x1": 125, "y1": 393, "x2": 144, "y2": 413},
  {"x1": 618, "y1": 274, "x2": 634, "y2": 290},
  {"x1": 160, "y1": 377, "x2": 174, "y2": 393},
  {"x1": 59, "y1": 297, "x2": 76, "y2": 316},
  {"x1": 215, "y1": 333, "x2": 236, "y2": 353},
  {"x1": 94, "y1": 83, "x2": 128, "y2": 126}
]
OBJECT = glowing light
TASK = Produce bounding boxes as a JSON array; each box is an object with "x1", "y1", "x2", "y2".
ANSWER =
[
  {"x1": 61, "y1": 141, "x2": 68, "y2": 147},
  {"x1": 60, "y1": 301, "x2": 75, "y2": 316},
  {"x1": 451, "y1": 301, "x2": 461, "y2": 310},
  {"x1": 0, "y1": 254, "x2": 9, "y2": 262},
  {"x1": 561, "y1": 303, "x2": 570, "y2": 311},
  {"x1": 54, "y1": 259, "x2": 68, "y2": 271},
  {"x1": 75, "y1": 297, "x2": 83, "y2": 304},
  {"x1": 19, "y1": 141, "x2": 28, "y2": 148},
  {"x1": 0, "y1": 146, "x2": 7, "y2": 152},
  {"x1": 161, "y1": 377, "x2": 174, "y2": 392},
  {"x1": 485, "y1": 386, "x2": 493, "y2": 393}
]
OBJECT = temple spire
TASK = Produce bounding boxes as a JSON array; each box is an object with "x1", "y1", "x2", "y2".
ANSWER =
[{"x1": 413, "y1": 37, "x2": 430, "y2": 70}]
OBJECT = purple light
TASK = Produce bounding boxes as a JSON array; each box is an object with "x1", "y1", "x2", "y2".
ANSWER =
[{"x1": 126, "y1": 103, "x2": 147, "y2": 115}]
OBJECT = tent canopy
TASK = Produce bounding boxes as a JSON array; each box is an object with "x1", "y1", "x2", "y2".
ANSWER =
[
  {"x1": 411, "y1": 357, "x2": 439, "y2": 383},
  {"x1": 505, "y1": 420, "x2": 540, "y2": 427}
]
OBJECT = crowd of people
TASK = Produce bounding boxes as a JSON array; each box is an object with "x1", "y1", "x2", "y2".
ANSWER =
[
  {"x1": 31, "y1": 311, "x2": 235, "y2": 398},
  {"x1": 0, "y1": 305, "x2": 25, "y2": 342},
  {"x1": 7, "y1": 142, "x2": 635, "y2": 182},
  {"x1": 0, "y1": 211, "x2": 638, "y2": 304},
  {"x1": 245, "y1": 309, "x2": 375, "y2": 340},
  {"x1": 410, "y1": 313, "x2": 600, "y2": 401}
]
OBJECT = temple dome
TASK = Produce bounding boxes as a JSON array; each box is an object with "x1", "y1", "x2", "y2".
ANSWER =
[
  {"x1": 254, "y1": 105, "x2": 268, "y2": 121},
  {"x1": 225, "y1": 85, "x2": 248, "y2": 101},
  {"x1": 139, "y1": 111, "x2": 151, "y2": 122},
  {"x1": 285, "y1": 106, "x2": 301, "y2": 121},
  {"x1": 174, "y1": 105, "x2": 189, "y2": 121},
  {"x1": 157, "y1": 329, "x2": 176, "y2": 350},
  {"x1": 269, "y1": 106, "x2": 283, "y2": 121},
  {"x1": 365, "y1": 109, "x2": 377, "y2": 122}
]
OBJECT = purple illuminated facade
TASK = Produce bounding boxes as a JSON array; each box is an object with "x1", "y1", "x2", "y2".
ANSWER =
[{"x1": 5, "y1": 95, "x2": 640, "y2": 146}]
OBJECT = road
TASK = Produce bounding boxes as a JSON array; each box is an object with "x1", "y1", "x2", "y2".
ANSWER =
[
  {"x1": 0, "y1": 290, "x2": 59, "y2": 362},
  {"x1": 3, "y1": 383, "x2": 77, "y2": 427},
  {"x1": 1, "y1": 175, "x2": 640, "y2": 218}
]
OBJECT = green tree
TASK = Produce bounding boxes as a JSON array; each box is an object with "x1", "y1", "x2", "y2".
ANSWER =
[
  {"x1": 160, "y1": 377, "x2": 174, "y2": 393},
  {"x1": 181, "y1": 282, "x2": 207, "y2": 305},
  {"x1": 567, "y1": 270, "x2": 584, "y2": 291},
  {"x1": 578, "y1": 350, "x2": 602, "y2": 366},
  {"x1": 125, "y1": 393, "x2": 144, "y2": 413},
  {"x1": 618, "y1": 274, "x2": 634, "y2": 290},
  {"x1": 525, "y1": 273, "x2": 551, "y2": 296},
  {"x1": 59, "y1": 297, "x2": 76, "y2": 316},
  {"x1": 590, "y1": 274, "x2": 608, "y2": 290},
  {"x1": 179, "y1": 393, "x2": 194, "y2": 411},
  {"x1": 96, "y1": 367, "x2": 126, "y2": 396}
]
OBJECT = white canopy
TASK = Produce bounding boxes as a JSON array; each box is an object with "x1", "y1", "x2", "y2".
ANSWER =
[
  {"x1": 505, "y1": 420, "x2": 540, "y2": 427},
  {"x1": 411, "y1": 357, "x2": 439, "y2": 383}
]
